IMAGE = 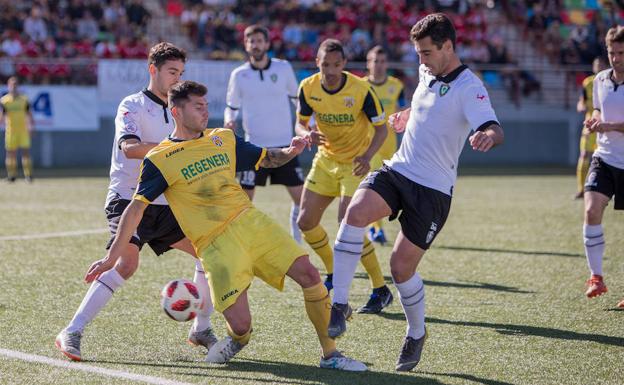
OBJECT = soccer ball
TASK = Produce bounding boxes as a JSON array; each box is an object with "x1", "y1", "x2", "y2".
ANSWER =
[{"x1": 160, "y1": 279, "x2": 203, "y2": 322}]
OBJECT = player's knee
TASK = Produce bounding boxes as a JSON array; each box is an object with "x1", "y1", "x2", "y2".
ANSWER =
[
  {"x1": 115, "y1": 254, "x2": 139, "y2": 279},
  {"x1": 584, "y1": 205, "x2": 603, "y2": 224},
  {"x1": 390, "y1": 260, "x2": 414, "y2": 283},
  {"x1": 296, "y1": 211, "x2": 316, "y2": 231},
  {"x1": 227, "y1": 316, "x2": 252, "y2": 337},
  {"x1": 344, "y1": 204, "x2": 369, "y2": 227},
  {"x1": 289, "y1": 255, "x2": 321, "y2": 287}
]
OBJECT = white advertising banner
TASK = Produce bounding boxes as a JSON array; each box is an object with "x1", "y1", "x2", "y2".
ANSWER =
[
  {"x1": 98, "y1": 60, "x2": 241, "y2": 119},
  {"x1": 0, "y1": 86, "x2": 98, "y2": 131}
]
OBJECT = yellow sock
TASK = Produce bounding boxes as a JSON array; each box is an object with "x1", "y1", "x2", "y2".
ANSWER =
[
  {"x1": 6, "y1": 157, "x2": 17, "y2": 178},
  {"x1": 577, "y1": 157, "x2": 590, "y2": 193},
  {"x1": 227, "y1": 324, "x2": 252, "y2": 346},
  {"x1": 372, "y1": 220, "x2": 383, "y2": 232},
  {"x1": 361, "y1": 238, "x2": 385, "y2": 289},
  {"x1": 302, "y1": 283, "x2": 336, "y2": 357},
  {"x1": 21, "y1": 155, "x2": 32, "y2": 178},
  {"x1": 302, "y1": 225, "x2": 333, "y2": 273}
]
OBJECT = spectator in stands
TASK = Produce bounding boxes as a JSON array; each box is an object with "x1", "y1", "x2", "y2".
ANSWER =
[{"x1": 23, "y1": 7, "x2": 48, "y2": 42}]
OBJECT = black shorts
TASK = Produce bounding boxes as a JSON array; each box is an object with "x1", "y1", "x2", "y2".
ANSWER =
[
  {"x1": 584, "y1": 156, "x2": 624, "y2": 210},
  {"x1": 104, "y1": 194, "x2": 185, "y2": 255},
  {"x1": 360, "y1": 165, "x2": 452, "y2": 250},
  {"x1": 237, "y1": 156, "x2": 304, "y2": 190}
]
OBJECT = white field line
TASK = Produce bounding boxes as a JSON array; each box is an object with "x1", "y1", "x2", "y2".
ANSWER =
[
  {"x1": 0, "y1": 348, "x2": 195, "y2": 385},
  {"x1": 0, "y1": 229, "x2": 108, "y2": 241}
]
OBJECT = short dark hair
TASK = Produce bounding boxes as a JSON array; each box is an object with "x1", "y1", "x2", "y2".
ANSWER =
[
  {"x1": 410, "y1": 13, "x2": 457, "y2": 49},
  {"x1": 148, "y1": 42, "x2": 186, "y2": 69},
  {"x1": 244, "y1": 24, "x2": 269, "y2": 41},
  {"x1": 168, "y1": 81, "x2": 207, "y2": 108},
  {"x1": 605, "y1": 25, "x2": 624, "y2": 46},
  {"x1": 318, "y1": 38, "x2": 345, "y2": 59},
  {"x1": 367, "y1": 45, "x2": 386, "y2": 57}
]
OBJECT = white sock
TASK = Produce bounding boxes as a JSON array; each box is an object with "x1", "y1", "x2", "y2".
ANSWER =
[
  {"x1": 290, "y1": 204, "x2": 302, "y2": 244},
  {"x1": 192, "y1": 259, "x2": 213, "y2": 332},
  {"x1": 394, "y1": 273, "x2": 425, "y2": 340},
  {"x1": 332, "y1": 222, "x2": 366, "y2": 304},
  {"x1": 584, "y1": 224, "x2": 605, "y2": 276},
  {"x1": 66, "y1": 268, "x2": 125, "y2": 333}
]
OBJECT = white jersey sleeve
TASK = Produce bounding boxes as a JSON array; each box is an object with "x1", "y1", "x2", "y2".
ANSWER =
[
  {"x1": 224, "y1": 70, "x2": 241, "y2": 124},
  {"x1": 460, "y1": 82, "x2": 499, "y2": 131},
  {"x1": 115, "y1": 97, "x2": 143, "y2": 148},
  {"x1": 285, "y1": 61, "x2": 299, "y2": 104}
]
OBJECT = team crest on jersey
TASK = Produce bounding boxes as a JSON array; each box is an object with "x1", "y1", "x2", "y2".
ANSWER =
[
  {"x1": 439, "y1": 84, "x2": 450, "y2": 97},
  {"x1": 270, "y1": 73, "x2": 278, "y2": 83},
  {"x1": 343, "y1": 96, "x2": 355, "y2": 108},
  {"x1": 212, "y1": 136, "x2": 223, "y2": 147},
  {"x1": 425, "y1": 222, "x2": 438, "y2": 244}
]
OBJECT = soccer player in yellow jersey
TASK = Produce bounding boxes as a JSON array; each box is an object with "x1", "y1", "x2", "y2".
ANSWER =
[
  {"x1": 1, "y1": 77, "x2": 34, "y2": 182},
  {"x1": 365, "y1": 46, "x2": 407, "y2": 246},
  {"x1": 87, "y1": 81, "x2": 367, "y2": 371},
  {"x1": 575, "y1": 56, "x2": 608, "y2": 199},
  {"x1": 295, "y1": 39, "x2": 394, "y2": 315}
]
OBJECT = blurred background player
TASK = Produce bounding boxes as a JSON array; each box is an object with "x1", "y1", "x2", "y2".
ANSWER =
[
  {"x1": 55, "y1": 43, "x2": 217, "y2": 362},
  {"x1": 582, "y1": 25, "x2": 624, "y2": 307},
  {"x1": 364, "y1": 46, "x2": 407, "y2": 245},
  {"x1": 93, "y1": 80, "x2": 367, "y2": 371},
  {"x1": 295, "y1": 39, "x2": 394, "y2": 314},
  {"x1": 328, "y1": 14, "x2": 504, "y2": 371},
  {"x1": 575, "y1": 56, "x2": 608, "y2": 199},
  {"x1": 224, "y1": 25, "x2": 303, "y2": 243},
  {"x1": 1, "y1": 77, "x2": 34, "y2": 182}
]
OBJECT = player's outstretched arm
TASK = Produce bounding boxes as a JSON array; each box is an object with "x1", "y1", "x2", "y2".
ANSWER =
[
  {"x1": 121, "y1": 138, "x2": 159, "y2": 159},
  {"x1": 84, "y1": 200, "x2": 148, "y2": 283},
  {"x1": 260, "y1": 136, "x2": 310, "y2": 168},
  {"x1": 469, "y1": 123, "x2": 504, "y2": 152},
  {"x1": 389, "y1": 108, "x2": 411, "y2": 133}
]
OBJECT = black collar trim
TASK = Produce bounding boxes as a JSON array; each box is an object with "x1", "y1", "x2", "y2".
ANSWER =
[
  {"x1": 168, "y1": 132, "x2": 204, "y2": 142},
  {"x1": 250, "y1": 59, "x2": 271, "y2": 71},
  {"x1": 322, "y1": 73, "x2": 347, "y2": 95},
  {"x1": 609, "y1": 69, "x2": 624, "y2": 91},
  {"x1": 436, "y1": 64, "x2": 468, "y2": 83},
  {"x1": 142, "y1": 89, "x2": 168, "y2": 107}
]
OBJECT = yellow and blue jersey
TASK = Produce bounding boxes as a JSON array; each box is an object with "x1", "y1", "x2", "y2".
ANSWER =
[
  {"x1": 297, "y1": 71, "x2": 386, "y2": 163},
  {"x1": 581, "y1": 74, "x2": 596, "y2": 120},
  {"x1": 134, "y1": 128, "x2": 266, "y2": 252},
  {"x1": 0, "y1": 93, "x2": 30, "y2": 133},
  {"x1": 367, "y1": 75, "x2": 406, "y2": 159}
]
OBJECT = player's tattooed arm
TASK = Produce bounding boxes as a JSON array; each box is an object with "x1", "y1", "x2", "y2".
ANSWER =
[{"x1": 260, "y1": 136, "x2": 310, "y2": 168}]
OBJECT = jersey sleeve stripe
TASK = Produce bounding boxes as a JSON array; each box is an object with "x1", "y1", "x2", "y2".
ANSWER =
[
  {"x1": 255, "y1": 148, "x2": 267, "y2": 170},
  {"x1": 297, "y1": 87, "x2": 313, "y2": 117},
  {"x1": 133, "y1": 194, "x2": 152, "y2": 204},
  {"x1": 363, "y1": 90, "x2": 386, "y2": 126},
  {"x1": 475, "y1": 120, "x2": 500, "y2": 132},
  {"x1": 118, "y1": 134, "x2": 141, "y2": 149}
]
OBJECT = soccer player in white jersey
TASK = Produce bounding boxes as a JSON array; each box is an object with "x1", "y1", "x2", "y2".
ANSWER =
[
  {"x1": 55, "y1": 43, "x2": 217, "y2": 361},
  {"x1": 326, "y1": 14, "x2": 504, "y2": 371},
  {"x1": 581, "y1": 25, "x2": 624, "y2": 308},
  {"x1": 224, "y1": 25, "x2": 303, "y2": 243}
]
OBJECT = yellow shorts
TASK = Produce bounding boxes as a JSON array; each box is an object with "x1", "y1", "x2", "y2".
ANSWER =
[
  {"x1": 198, "y1": 207, "x2": 306, "y2": 312},
  {"x1": 580, "y1": 132, "x2": 597, "y2": 153},
  {"x1": 304, "y1": 153, "x2": 363, "y2": 197},
  {"x1": 5, "y1": 130, "x2": 30, "y2": 151}
]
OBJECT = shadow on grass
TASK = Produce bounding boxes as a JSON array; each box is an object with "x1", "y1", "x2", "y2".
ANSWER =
[
  {"x1": 353, "y1": 273, "x2": 533, "y2": 294},
  {"x1": 91, "y1": 357, "x2": 448, "y2": 385},
  {"x1": 420, "y1": 371, "x2": 516, "y2": 385},
  {"x1": 435, "y1": 245, "x2": 583, "y2": 258},
  {"x1": 427, "y1": 317, "x2": 624, "y2": 347}
]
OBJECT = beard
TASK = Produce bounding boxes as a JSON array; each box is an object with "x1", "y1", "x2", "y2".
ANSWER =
[{"x1": 250, "y1": 49, "x2": 267, "y2": 62}]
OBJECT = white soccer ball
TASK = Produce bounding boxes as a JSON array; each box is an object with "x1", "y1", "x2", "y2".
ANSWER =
[{"x1": 160, "y1": 279, "x2": 203, "y2": 322}]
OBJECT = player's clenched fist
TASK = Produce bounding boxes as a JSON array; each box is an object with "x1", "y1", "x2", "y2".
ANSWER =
[{"x1": 469, "y1": 131, "x2": 495, "y2": 152}]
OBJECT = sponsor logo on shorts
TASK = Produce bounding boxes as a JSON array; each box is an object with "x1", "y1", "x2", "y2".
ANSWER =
[
  {"x1": 426, "y1": 222, "x2": 438, "y2": 244},
  {"x1": 221, "y1": 289, "x2": 239, "y2": 302}
]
